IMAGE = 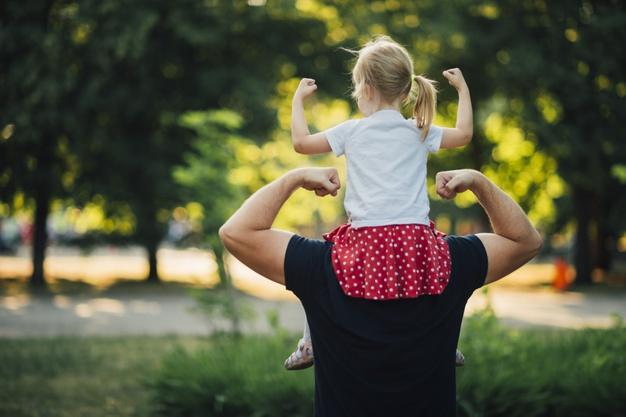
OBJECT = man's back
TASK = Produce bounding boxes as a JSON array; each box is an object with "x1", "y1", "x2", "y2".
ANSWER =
[{"x1": 285, "y1": 234, "x2": 488, "y2": 417}]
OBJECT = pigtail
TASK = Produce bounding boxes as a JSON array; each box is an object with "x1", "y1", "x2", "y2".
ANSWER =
[{"x1": 412, "y1": 75, "x2": 437, "y2": 140}]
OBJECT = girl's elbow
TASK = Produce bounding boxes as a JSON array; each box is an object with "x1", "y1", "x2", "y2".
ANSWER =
[
  {"x1": 463, "y1": 130, "x2": 473, "y2": 144},
  {"x1": 293, "y1": 143, "x2": 305, "y2": 154},
  {"x1": 292, "y1": 137, "x2": 306, "y2": 154}
]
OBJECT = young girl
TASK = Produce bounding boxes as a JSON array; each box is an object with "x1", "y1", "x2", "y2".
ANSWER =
[{"x1": 285, "y1": 36, "x2": 473, "y2": 370}]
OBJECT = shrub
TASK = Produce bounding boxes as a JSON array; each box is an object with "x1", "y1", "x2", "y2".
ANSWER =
[
  {"x1": 456, "y1": 310, "x2": 626, "y2": 417},
  {"x1": 149, "y1": 314, "x2": 626, "y2": 417},
  {"x1": 148, "y1": 334, "x2": 314, "y2": 417}
]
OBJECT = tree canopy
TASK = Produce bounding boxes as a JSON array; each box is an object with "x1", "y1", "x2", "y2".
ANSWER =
[{"x1": 1, "y1": 0, "x2": 625, "y2": 285}]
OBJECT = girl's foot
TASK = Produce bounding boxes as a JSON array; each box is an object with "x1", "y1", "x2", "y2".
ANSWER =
[
  {"x1": 284, "y1": 338, "x2": 314, "y2": 371},
  {"x1": 455, "y1": 349, "x2": 465, "y2": 367}
]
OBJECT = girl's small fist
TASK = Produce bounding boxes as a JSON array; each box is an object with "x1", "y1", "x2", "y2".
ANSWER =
[
  {"x1": 295, "y1": 78, "x2": 318, "y2": 100},
  {"x1": 442, "y1": 68, "x2": 467, "y2": 91}
]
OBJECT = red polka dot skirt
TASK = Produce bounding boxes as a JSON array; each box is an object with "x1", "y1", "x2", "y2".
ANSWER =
[{"x1": 323, "y1": 222, "x2": 451, "y2": 300}]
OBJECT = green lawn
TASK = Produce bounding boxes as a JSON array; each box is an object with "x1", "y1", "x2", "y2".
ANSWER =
[
  {"x1": 0, "y1": 336, "x2": 206, "y2": 417},
  {"x1": 1, "y1": 312, "x2": 625, "y2": 417}
]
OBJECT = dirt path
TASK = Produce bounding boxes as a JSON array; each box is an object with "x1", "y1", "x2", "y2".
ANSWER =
[
  {"x1": 1, "y1": 248, "x2": 624, "y2": 337},
  {"x1": 1, "y1": 283, "x2": 624, "y2": 338}
]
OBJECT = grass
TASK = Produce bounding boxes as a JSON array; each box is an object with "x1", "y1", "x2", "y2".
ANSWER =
[
  {"x1": 456, "y1": 311, "x2": 626, "y2": 417},
  {"x1": 149, "y1": 334, "x2": 314, "y2": 417},
  {"x1": 0, "y1": 313, "x2": 625, "y2": 417},
  {"x1": 147, "y1": 314, "x2": 626, "y2": 417},
  {"x1": 0, "y1": 336, "x2": 207, "y2": 417}
]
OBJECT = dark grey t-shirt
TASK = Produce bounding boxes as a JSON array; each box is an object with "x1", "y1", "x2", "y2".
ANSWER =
[{"x1": 285, "y1": 234, "x2": 487, "y2": 417}]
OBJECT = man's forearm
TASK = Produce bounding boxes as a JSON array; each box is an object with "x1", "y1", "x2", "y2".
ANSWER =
[
  {"x1": 470, "y1": 172, "x2": 540, "y2": 245},
  {"x1": 222, "y1": 170, "x2": 303, "y2": 235},
  {"x1": 218, "y1": 167, "x2": 338, "y2": 285},
  {"x1": 437, "y1": 168, "x2": 541, "y2": 283}
]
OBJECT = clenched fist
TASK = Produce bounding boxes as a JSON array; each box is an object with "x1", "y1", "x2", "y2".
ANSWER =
[
  {"x1": 442, "y1": 68, "x2": 468, "y2": 92},
  {"x1": 435, "y1": 169, "x2": 478, "y2": 200},
  {"x1": 298, "y1": 167, "x2": 341, "y2": 197},
  {"x1": 294, "y1": 78, "x2": 318, "y2": 101}
]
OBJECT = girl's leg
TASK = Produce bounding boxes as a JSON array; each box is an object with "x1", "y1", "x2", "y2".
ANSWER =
[
  {"x1": 284, "y1": 315, "x2": 315, "y2": 370},
  {"x1": 303, "y1": 316, "x2": 311, "y2": 340}
]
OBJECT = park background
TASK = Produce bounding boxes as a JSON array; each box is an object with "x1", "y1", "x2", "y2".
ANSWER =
[{"x1": 1, "y1": 0, "x2": 625, "y2": 416}]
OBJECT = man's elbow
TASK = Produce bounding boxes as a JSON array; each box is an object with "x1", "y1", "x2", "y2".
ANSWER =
[
  {"x1": 218, "y1": 223, "x2": 236, "y2": 251},
  {"x1": 527, "y1": 229, "x2": 543, "y2": 258}
]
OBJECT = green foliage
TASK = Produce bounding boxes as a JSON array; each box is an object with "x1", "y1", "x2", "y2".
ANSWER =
[
  {"x1": 174, "y1": 110, "x2": 246, "y2": 243},
  {"x1": 0, "y1": 336, "x2": 205, "y2": 417},
  {"x1": 2, "y1": 0, "x2": 626, "y2": 284},
  {"x1": 0, "y1": 0, "x2": 345, "y2": 282},
  {"x1": 0, "y1": 322, "x2": 624, "y2": 417},
  {"x1": 452, "y1": 0, "x2": 626, "y2": 280},
  {"x1": 149, "y1": 314, "x2": 626, "y2": 417},
  {"x1": 149, "y1": 335, "x2": 314, "y2": 417},
  {"x1": 190, "y1": 286, "x2": 257, "y2": 336},
  {"x1": 457, "y1": 311, "x2": 626, "y2": 417}
]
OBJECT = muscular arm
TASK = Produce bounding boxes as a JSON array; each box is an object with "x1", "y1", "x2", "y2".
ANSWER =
[
  {"x1": 436, "y1": 170, "x2": 542, "y2": 284},
  {"x1": 219, "y1": 168, "x2": 340, "y2": 285}
]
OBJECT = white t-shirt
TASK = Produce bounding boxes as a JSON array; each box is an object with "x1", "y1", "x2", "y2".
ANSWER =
[{"x1": 325, "y1": 109, "x2": 443, "y2": 228}]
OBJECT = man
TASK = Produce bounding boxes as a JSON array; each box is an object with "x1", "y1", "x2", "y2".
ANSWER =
[{"x1": 219, "y1": 167, "x2": 542, "y2": 417}]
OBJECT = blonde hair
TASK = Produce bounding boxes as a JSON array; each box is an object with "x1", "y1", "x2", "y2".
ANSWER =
[{"x1": 348, "y1": 36, "x2": 437, "y2": 139}]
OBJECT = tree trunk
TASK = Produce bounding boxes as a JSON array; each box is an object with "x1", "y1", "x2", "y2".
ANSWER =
[
  {"x1": 594, "y1": 219, "x2": 613, "y2": 271},
  {"x1": 593, "y1": 191, "x2": 614, "y2": 272},
  {"x1": 214, "y1": 243, "x2": 230, "y2": 286},
  {"x1": 213, "y1": 241, "x2": 240, "y2": 335},
  {"x1": 30, "y1": 133, "x2": 54, "y2": 287},
  {"x1": 572, "y1": 187, "x2": 593, "y2": 285},
  {"x1": 30, "y1": 182, "x2": 51, "y2": 287},
  {"x1": 136, "y1": 205, "x2": 162, "y2": 283},
  {"x1": 146, "y1": 238, "x2": 160, "y2": 282}
]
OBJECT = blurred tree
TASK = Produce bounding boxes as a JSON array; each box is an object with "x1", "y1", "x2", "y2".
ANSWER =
[
  {"x1": 1, "y1": 0, "x2": 344, "y2": 283},
  {"x1": 3, "y1": 0, "x2": 624, "y2": 287},
  {"x1": 72, "y1": 0, "x2": 348, "y2": 281},
  {"x1": 174, "y1": 110, "x2": 242, "y2": 288},
  {"x1": 297, "y1": 0, "x2": 626, "y2": 284},
  {"x1": 462, "y1": 0, "x2": 626, "y2": 283},
  {"x1": 304, "y1": 0, "x2": 564, "y2": 230},
  {"x1": 174, "y1": 110, "x2": 245, "y2": 332},
  {"x1": 0, "y1": 1, "x2": 81, "y2": 286}
]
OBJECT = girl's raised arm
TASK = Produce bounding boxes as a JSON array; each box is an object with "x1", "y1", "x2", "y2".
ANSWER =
[
  {"x1": 440, "y1": 68, "x2": 473, "y2": 149},
  {"x1": 291, "y1": 78, "x2": 332, "y2": 155}
]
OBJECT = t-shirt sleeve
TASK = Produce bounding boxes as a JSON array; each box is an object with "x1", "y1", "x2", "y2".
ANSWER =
[
  {"x1": 445, "y1": 235, "x2": 488, "y2": 297},
  {"x1": 325, "y1": 119, "x2": 359, "y2": 157},
  {"x1": 424, "y1": 124, "x2": 444, "y2": 153},
  {"x1": 284, "y1": 234, "x2": 332, "y2": 302}
]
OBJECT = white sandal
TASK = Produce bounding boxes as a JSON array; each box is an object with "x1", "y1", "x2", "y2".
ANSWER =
[
  {"x1": 284, "y1": 338, "x2": 314, "y2": 370},
  {"x1": 455, "y1": 349, "x2": 465, "y2": 367}
]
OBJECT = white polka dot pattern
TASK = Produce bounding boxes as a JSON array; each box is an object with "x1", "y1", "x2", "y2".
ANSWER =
[{"x1": 323, "y1": 222, "x2": 451, "y2": 300}]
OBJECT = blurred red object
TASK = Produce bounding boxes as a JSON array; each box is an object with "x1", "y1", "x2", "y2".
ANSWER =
[{"x1": 553, "y1": 257, "x2": 570, "y2": 291}]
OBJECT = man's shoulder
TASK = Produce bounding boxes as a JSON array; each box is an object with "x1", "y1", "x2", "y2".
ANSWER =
[
  {"x1": 445, "y1": 234, "x2": 484, "y2": 251},
  {"x1": 444, "y1": 234, "x2": 488, "y2": 292},
  {"x1": 284, "y1": 234, "x2": 332, "y2": 297},
  {"x1": 286, "y1": 234, "x2": 331, "y2": 257}
]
